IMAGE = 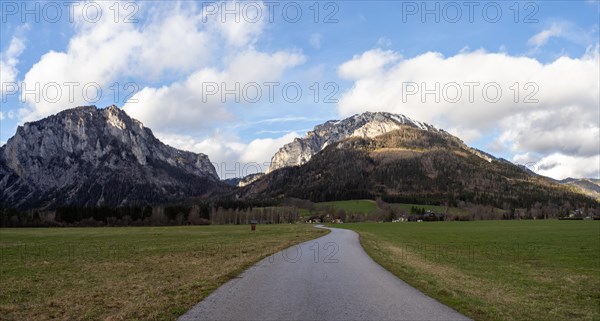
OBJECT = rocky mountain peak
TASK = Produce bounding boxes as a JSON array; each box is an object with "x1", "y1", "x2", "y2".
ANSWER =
[
  {"x1": 267, "y1": 111, "x2": 445, "y2": 173},
  {"x1": 0, "y1": 105, "x2": 225, "y2": 209}
]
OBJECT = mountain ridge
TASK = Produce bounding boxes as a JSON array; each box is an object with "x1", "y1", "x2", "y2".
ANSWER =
[
  {"x1": 0, "y1": 105, "x2": 228, "y2": 210},
  {"x1": 244, "y1": 114, "x2": 598, "y2": 210},
  {"x1": 560, "y1": 178, "x2": 600, "y2": 200},
  {"x1": 1, "y1": 108, "x2": 596, "y2": 210},
  {"x1": 267, "y1": 111, "x2": 496, "y2": 173}
]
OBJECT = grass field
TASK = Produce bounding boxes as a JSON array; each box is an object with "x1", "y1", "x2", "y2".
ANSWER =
[
  {"x1": 0, "y1": 225, "x2": 326, "y2": 321},
  {"x1": 315, "y1": 199, "x2": 467, "y2": 216},
  {"x1": 316, "y1": 200, "x2": 378, "y2": 213},
  {"x1": 335, "y1": 220, "x2": 600, "y2": 321},
  {"x1": 389, "y1": 202, "x2": 467, "y2": 216}
]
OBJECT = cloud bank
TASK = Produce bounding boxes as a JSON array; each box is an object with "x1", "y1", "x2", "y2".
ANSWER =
[{"x1": 337, "y1": 47, "x2": 600, "y2": 179}]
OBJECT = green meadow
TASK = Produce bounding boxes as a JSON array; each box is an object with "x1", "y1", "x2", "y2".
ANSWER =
[
  {"x1": 388, "y1": 202, "x2": 468, "y2": 216},
  {"x1": 316, "y1": 199, "x2": 467, "y2": 216},
  {"x1": 317, "y1": 199, "x2": 379, "y2": 213},
  {"x1": 335, "y1": 220, "x2": 600, "y2": 321},
  {"x1": 0, "y1": 225, "x2": 326, "y2": 321}
]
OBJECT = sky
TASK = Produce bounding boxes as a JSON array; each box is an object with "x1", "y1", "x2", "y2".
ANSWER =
[{"x1": 0, "y1": 0, "x2": 599, "y2": 180}]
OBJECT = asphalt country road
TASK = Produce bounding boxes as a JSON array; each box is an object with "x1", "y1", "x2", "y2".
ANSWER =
[{"x1": 178, "y1": 226, "x2": 471, "y2": 321}]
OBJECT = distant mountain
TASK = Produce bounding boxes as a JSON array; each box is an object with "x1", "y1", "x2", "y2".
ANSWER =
[
  {"x1": 560, "y1": 178, "x2": 600, "y2": 200},
  {"x1": 222, "y1": 173, "x2": 264, "y2": 188},
  {"x1": 222, "y1": 178, "x2": 241, "y2": 187},
  {"x1": 0, "y1": 105, "x2": 229, "y2": 210},
  {"x1": 245, "y1": 112, "x2": 598, "y2": 209}
]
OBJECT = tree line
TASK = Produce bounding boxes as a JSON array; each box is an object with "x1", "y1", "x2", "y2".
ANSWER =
[
  {"x1": 0, "y1": 198, "x2": 298, "y2": 227},
  {"x1": 2, "y1": 195, "x2": 598, "y2": 227}
]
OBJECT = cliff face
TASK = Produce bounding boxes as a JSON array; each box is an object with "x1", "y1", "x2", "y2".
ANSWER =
[
  {"x1": 267, "y1": 111, "x2": 486, "y2": 173},
  {"x1": 0, "y1": 105, "x2": 226, "y2": 209}
]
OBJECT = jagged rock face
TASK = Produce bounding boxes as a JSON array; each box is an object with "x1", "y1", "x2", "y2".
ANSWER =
[
  {"x1": 222, "y1": 173, "x2": 265, "y2": 187},
  {"x1": 267, "y1": 111, "x2": 471, "y2": 173},
  {"x1": 237, "y1": 173, "x2": 264, "y2": 187},
  {"x1": 0, "y1": 105, "x2": 225, "y2": 209}
]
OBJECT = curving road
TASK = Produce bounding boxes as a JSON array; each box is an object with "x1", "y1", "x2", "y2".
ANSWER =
[{"x1": 178, "y1": 226, "x2": 471, "y2": 321}]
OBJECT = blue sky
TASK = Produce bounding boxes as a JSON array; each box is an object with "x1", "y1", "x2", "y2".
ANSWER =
[{"x1": 1, "y1": 0, "x2": 599, "y2": 179}]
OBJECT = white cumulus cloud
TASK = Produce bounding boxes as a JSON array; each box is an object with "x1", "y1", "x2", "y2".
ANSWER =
[
  {"x1": 17, "y1": 1, "x2": 278, "y2": 122},
  {"x1": 336, "y1": 47, "x2": 600, "y2": 179},
  {"x1": 123, "y1": 49, "x2": 305, "y2": 134},
  {"x1": 157, "y1": 131, "x2": 299, "y2": 178},
  {"x1": 0, "y1": 35, "x2": 26, "y2": 95},
  {"x1": 514, "y1": 152, "x2": 600, "y2": 179},
  {"x1": 338, "y1": 48, "x2": 400, "y2": 80}
]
